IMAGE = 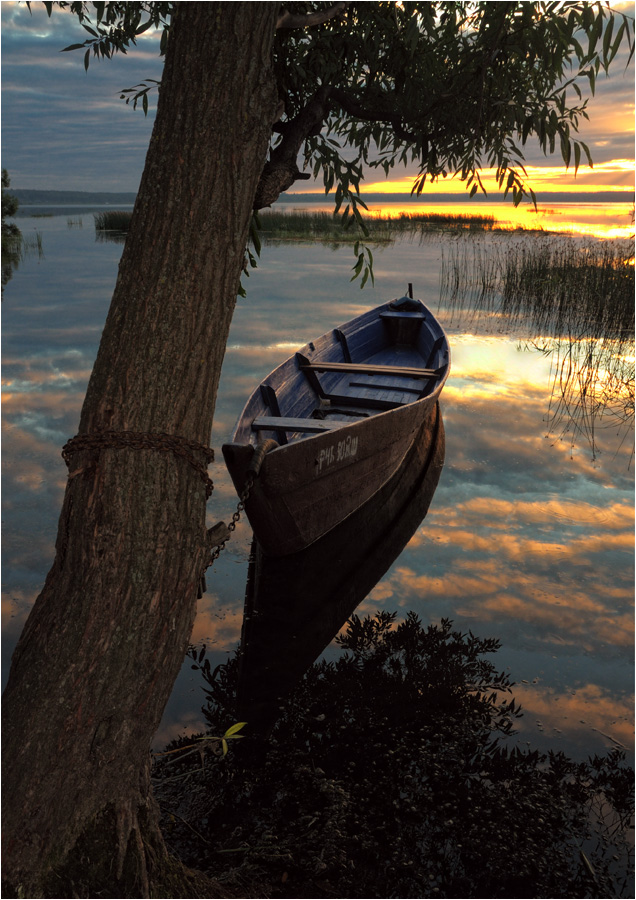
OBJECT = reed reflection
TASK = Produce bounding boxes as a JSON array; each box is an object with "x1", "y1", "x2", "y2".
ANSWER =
[
  {"x1": 234, "y1": 404, "x2": 445, "y2": 736},
  {"x1": 440, "y1": 233, "x2": 635, "y2": 458}
]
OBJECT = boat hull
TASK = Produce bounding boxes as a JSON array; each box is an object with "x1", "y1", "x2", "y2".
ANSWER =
[
  {"x1": 222, "y1": 298, "x2": 449, "y2": 556},
  {"x1": 236, "y1": 403, "x2": 445, "y2": 735},
  {"x1": 223, "y1": 393, "x2": 439, "y2": 555}
]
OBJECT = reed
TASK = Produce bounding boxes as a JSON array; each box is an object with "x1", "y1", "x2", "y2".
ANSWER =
[
  {"x1": 93, "y1": 210, "x2": 133, "y2": 233},
  {"x1": 255, "y1": 208, "x2": 511, "y2": 244},
  {"x1": 20, "y1": 230, "x2": 44, "y2": 259},
  {"x1": 385, "y1": 210, "x2": 499, "y2": 230},
  {"x1": 440, "y1": 235, "x2": 635, "y2": 457},
  {"x1": 440, "y1": 236, "x2": 634, "y2": 340},
  {"x1": 257, "y1": 209, "x2": 393, "y2": 243},
  {"x1": 89, "y1": 206, "x2": 523, "y2": 243},
  {"x1": 4, "y1": 228, "x2": 45, "y2": 261},
  {"x1": 2, "y1": 229, "x2": 44, "y2": 290}
]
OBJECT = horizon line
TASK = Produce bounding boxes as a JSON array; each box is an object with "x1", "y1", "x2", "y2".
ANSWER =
[{"x1": 11, "y1": 188, "x2": 634, "y2": 205}]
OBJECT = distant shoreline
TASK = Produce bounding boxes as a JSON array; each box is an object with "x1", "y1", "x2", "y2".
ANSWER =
[
  {"x1": 10, "y1": 188, "x2": 634, "y2": 208},
  {"x1": 12, "y1": 189, "x2": 138, "y2": 206}
]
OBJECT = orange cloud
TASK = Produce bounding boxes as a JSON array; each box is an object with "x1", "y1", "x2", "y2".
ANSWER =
[
  {"x1": 189, "y1": 597, "x2": 244, "y2": 648},
  {"x1": 513, "y1": 682, "x2": 634, "y2": 752},
  {"x1": 375, "y1": 482, "x2": 634, "y2": 658}
]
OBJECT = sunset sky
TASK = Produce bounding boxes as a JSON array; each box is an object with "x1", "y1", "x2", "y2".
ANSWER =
[{"x1": 1, "y1": 1, "x2": 634, "y2": 197}]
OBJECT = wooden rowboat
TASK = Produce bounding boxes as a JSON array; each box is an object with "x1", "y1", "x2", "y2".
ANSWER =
[
  {"x1": 222, "y1": 287, "x2": 450, "y2": 556},
  {"x1": 236, "y1": 404, "x2": 445, "y2": 736}
]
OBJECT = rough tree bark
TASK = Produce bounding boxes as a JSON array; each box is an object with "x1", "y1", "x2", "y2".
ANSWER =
[{"x1": 1, "y1": 4, "x2": 278, "y2": 897}]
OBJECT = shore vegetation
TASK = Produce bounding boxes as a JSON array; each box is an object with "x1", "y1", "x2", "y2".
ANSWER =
[
  {"x1": 93, "y1": 206, "x2": 544, "y2": 245},
  {"x1": 93, "y1": 209, "x2": 133, "y2": 234},
  {"x1": 154, "y1": 613, "x2": 634, "y2": 899}
]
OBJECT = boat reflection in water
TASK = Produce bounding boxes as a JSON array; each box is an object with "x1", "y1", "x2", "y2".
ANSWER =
[{"x1": 236, "y1": 402, "x2": 445, "y2": 737}]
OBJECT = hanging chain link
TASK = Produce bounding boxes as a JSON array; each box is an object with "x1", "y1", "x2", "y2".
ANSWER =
[
  {"x1": 209, "y1": 473, "x2": 255, "y2": 564},
  {"x1": 204, "y1": 440, "x2": 277, "y2": 573},
  {"x1": 197, "y1": 472, "x2": 256, "y2": 598}
]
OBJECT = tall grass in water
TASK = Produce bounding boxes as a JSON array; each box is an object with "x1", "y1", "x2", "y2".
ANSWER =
[
  {"x1": 385, "y1": 210, "x2": 499, "y2": 232},
  {"x1": 1, "y1": 228, "x2": 44, "y2": 290},
  {"x1": 440, "y1": 236, "x2": 634, "y2": 458},
  {"x1": 94, "y1": 210, "x2": 133, "y2": 240},
  {"x1": 257, "y1": 209, "x2": 393, "y2": 243},
  {"x1": 256, "y1": 208, "x2": 503, "y2": 243},
  {"x1": 3, "y1": 228, "x2": 44, "y2": 261},
  {"x1": 91, "y1": 207, "x2": 512, "y2": 244},
  {"x1": 18, "y1": 230, "x2": 45, "y2": 260}
]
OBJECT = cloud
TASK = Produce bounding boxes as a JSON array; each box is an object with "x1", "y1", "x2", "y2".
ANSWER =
[
  {"x1": 1, "y1": 1, "x2": 162, "y2": 190},
  {"x1": 1, "y1": 1, "x2": 633, "y2": 193},
  {"x1": 380, "y1": 482, "x2": 634, "y2": 659}
]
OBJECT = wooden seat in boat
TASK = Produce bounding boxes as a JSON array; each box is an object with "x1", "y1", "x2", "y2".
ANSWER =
[
  {"x1": 298, "y1": 360, "x2": 439, "y2": 379},
  {"x1": 252, "y1": 416, "x2": 344, "y2": 434},
  {"x1": 295, "y1": 352, "x2": 441, "y2": 410}
]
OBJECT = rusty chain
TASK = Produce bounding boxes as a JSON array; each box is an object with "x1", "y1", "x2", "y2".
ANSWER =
[
  {"x1": 210, "y1": 474, "x2": 254, "y2": 564},
  {"x1": 62, "y1": 430, "x2": 215, "y2": 498},
  {"x1": 197, "y1": 473, "x2": 255, "y2": 597},
  {"x1": 204, "y1": 440, "x2": 276, "y2": 572},
  {"x1": 62, "y1": 431, "x2": 274, "y2": 597}
]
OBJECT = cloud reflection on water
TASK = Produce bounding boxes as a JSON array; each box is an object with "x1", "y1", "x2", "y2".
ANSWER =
[
  {"x1": 369, "y1": 380, "x2": 634, "y2": 670},
  {"x1": 1, "y1": 216, "x2": 632, "y2": 759},
  {"x1": 512, "y1": 681, "x2": 633, "y2": 754}
]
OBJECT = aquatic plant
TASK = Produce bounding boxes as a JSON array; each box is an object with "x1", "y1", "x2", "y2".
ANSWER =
[
  {"x1": 2, "y1": 169, "x2": 22, "y2": 290},
  {"x1": 254, "y1": 208, "x2": 517, "y2": 245},
  {"x1": 93, "y1": 209, "x2": 133, "y2": 234},
  {"x1": 440, "y1": 235, "x2": 635, "y2": 458},
  {"x1": 441, "y1": 236, "x2": 634, "y2": 335},
  {"x1": 154, "y1": 613, "x2": 634, "y2": 899},
  {"x1": 256, "y1": 209, "x2": 393, "y2": 243},
  {"x1": 2, "y1": 229, "x2": 44, "y2": 290}
]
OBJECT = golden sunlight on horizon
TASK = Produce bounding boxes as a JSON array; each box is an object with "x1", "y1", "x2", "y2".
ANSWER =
[
  {"x1": 359, "y1": 159, "x2": 635, "y2": 196},
  {"x1": 286, "y1": 198, "x2": 634, "y2": 238}
]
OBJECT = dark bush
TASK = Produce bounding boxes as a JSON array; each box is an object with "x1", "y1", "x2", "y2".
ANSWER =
[{"x1": 155, "y1": 613, "x2": 634, "y2": 899}]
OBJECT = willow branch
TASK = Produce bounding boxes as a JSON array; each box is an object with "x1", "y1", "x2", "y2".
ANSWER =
[
  {"x1": 330, "y1": 87, "x2": 421, "y2": 144},
  {"x1": 254, "y1": 76, "x2": 432, "y2": 209},
  {"x1": 276, "y1": 2, "x2": 350, "y2": 30},
  {"x1": 254, "y1": 86, "x2": 332, "y2": 209}
]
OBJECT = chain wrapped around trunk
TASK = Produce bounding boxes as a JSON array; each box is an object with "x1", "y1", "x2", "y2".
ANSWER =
[
  {"x1": 62, "y1": 429, "x2": 276, "y2": 599},
  {"x1": 62, "y1": 430, "x2": 215, "y2": 497}
]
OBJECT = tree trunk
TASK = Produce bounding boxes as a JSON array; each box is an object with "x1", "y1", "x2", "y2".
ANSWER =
[{"x1": 1, "y1": 4, "x2": 278, "y2": 896}]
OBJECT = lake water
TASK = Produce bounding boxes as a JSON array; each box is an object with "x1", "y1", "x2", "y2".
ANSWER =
[{"x1": 1, "y1": 206, "x2": 633, "y2": 764}]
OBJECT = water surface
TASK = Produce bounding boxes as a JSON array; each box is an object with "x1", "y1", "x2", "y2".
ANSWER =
[{"x1": 2, "y1": 209, "x2": 633, "y2": 763}]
